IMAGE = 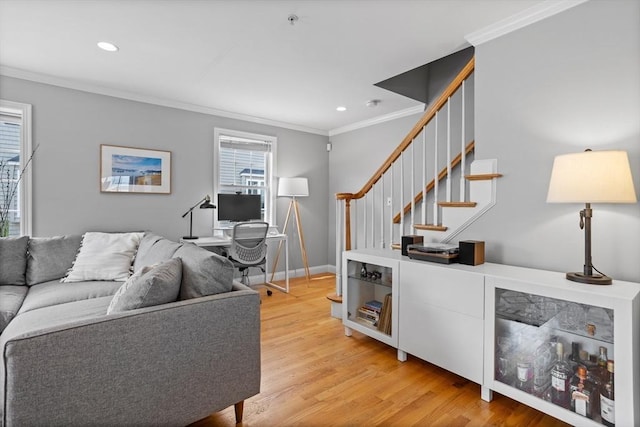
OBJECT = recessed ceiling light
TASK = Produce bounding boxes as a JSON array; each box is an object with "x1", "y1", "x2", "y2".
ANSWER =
[
  {"x1": 97, "y1": 41, "x2": 119, "y2": 52},
  {"x1": 336, "y1": 106, "x2": 347, "y2": 112}
]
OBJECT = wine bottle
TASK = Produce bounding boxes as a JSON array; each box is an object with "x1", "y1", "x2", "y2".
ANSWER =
[{"x1": 600, "y1": 360, "x2": 615, "y2": 426}]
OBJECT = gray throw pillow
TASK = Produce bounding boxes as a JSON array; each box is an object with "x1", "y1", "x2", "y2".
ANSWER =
[
  {"x1": 26, "y1": 235, "x2": 83, "y2": 285},
  {"x1": 133, "y1": 233, "x2": 183, "y2": 272},
  {"x1": 0, "y1": 236, "x2": 29, "y2": 285},
  {"x1": 107, "y1": 258, "x2": 182, "y2": 314},
  {"x1": 173, "y1": 243, "x2": 234, "y2": 300}
]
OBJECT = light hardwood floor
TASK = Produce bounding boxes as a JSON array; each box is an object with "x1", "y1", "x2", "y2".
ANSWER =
[{"x1": 191, "y1": 274, "x2": 569, "y2": 427}]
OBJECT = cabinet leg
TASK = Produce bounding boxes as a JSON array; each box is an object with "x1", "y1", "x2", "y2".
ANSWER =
[
  {"x1": 344, "y1": 326, "x2": 352, "y2": 337},
  {"x1": 481, "y1": 386, "x2": 493, "y2": 402},
  {"x1": 397, "y1": 349, "x2": 407, "y2": 362}
]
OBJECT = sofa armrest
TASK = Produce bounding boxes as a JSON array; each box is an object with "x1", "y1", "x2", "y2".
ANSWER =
[{"x1": 2, "y1": 288, "x2": 260, "y2": 427}]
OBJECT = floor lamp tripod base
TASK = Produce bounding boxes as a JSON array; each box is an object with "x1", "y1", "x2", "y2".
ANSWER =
[{"x1": 271, "y1": 198, "x2": 310, "y2": 281}]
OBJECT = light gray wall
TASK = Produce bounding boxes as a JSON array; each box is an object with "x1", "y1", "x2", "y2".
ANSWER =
[
  {"x1": 329, "y1": 0, "x2": 640, "y2": 282},
  {"x1": 459, "y1": 0, "x2": 640, "y2": 282},
  {"x1": 0, "y1": 76, "x2": 330, "y2": 271},
  {"x1": 328, "y1": 112, "x2": 423, "y2": 263}
]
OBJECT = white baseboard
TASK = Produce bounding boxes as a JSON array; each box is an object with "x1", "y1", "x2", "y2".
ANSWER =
[{"x1": 239, "y1": 264, "x2": 335, "y2": 285}]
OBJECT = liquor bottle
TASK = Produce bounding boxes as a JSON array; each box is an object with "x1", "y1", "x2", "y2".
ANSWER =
[
  {"x1": 570, "y1": 365, "x2": 595, "y2": 418},
  {"x1": 597, "y1": 346, "x2": 609, "y2": 380},
  {"x1": 550, "y1": 342, "x2": 572, "y2": 408},
  {"x1": 600, "y1": 360, "x2": 615, "y2": 427},
  {"x1": 568, "y1": 342, "x2": 581, "y2": 372}
]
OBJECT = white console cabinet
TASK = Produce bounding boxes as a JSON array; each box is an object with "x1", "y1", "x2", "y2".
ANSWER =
[
  {"x1": 341, "y1": 249, "x2": 640, "y2": 426},
  {"x1": 399, "y1": 259, "x2": 486, "y2": 390}
]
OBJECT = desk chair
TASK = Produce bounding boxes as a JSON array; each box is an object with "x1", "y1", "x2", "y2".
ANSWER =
[{"x1": 228, "y1": 221, "x2": 269, "y2": 292}]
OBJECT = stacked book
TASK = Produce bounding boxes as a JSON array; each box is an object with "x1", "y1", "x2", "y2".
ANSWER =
[
  {"x1": 356, "y1": 300, "x2": 383, "y2": 327},
  {"x1": 377, "y1": 294, "x2": 392, "y2": 335}
]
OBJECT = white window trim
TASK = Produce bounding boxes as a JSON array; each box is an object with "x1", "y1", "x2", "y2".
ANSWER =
[
  {"x1": 213, "y1": 127, "x2": 277, "y2": 228},
  {"x1": 0, "y1": 100, "x2": 33, "y2": 236}
]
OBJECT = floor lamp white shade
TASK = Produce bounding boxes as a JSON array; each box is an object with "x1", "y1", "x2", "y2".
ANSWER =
[
  {"x1": 272, "y1": 177, "x2": 311, "y2": 280},
  {"x1": 278, "y1": 177, "x2": 309, "y2": 197}
]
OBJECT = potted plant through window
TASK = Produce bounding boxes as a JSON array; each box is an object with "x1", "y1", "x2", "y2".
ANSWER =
[{"x1": 0, "y1": 146, "x2": 37, "y2": 237}]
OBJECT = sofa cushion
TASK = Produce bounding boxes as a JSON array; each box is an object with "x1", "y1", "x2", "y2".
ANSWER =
[
  {"x1": 18, "y1": 280, "x2": 122, "y2": 315},
  {"x1": 26, "y1": 234, "x2": 83, "y2": 285},
  {"x1": 173, "y1": 243, "x2": 234, "y2": 299},
  {"x1": 0, "y1": 236, "x2": 29, "y2": 285},
  {"x1": 108, "y1": 258, "x2": 182, "y2": 314},
  {"x1": 1, "y1": 296, "x2": 113, "y2": 346},
  {"x1": 0, "y1": 285, "x2": 28, "y2": 333},
  {"x1": 62, "y1": 232, "x2": 144, "y2": 282},
  {"x1": 133, "y1": 233, "x2": 182, "y2": 272}
]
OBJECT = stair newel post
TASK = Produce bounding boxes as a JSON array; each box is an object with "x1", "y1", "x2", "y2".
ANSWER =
[
  {"x1": 433, "y1": 111, "x2": 439, "y2": 226},
  {"x1": 446, "y1": 98, "x2": 452, "y2": 203},
  {"x1": 422, "y1": 126, "x2": 427, "y2": 225},
  {"x1": 460, "y1": 80, "x2": 466, "y2": 202},
  {"x1": 335, "y1": 197, "x2": 343, "y2": 296}
]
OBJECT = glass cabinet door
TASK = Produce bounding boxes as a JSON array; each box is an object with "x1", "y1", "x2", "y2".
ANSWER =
[{"x1": 494, "y1": 289, "x2": 614, "y2": 425}]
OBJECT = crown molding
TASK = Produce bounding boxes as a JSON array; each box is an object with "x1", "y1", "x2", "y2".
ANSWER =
[
  {"x1": 328, "y1": 104, "x2": 424, "y2": 137},
  {"x1": 465, "y1": 0, "x2": 589, "y2": 46},
  {"x1": 0, "y1": 66, "x2": 329, "y2": 136}
]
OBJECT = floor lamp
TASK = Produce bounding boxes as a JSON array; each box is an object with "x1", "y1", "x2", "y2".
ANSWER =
[{"x1": 271, "y1": 177, "x2": 310, "y2": 281}]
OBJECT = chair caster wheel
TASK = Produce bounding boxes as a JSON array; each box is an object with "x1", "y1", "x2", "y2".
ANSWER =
[{"x1": 267, "y1": 290, "x2": 273, "y2": 296}]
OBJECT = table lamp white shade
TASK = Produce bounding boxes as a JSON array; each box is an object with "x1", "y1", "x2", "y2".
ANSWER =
[
  {"x1": 278, "y1": 177, "x2": 309, "y2": 197},
  {"x1": 547, "y1": 150, "x2": 637, "y2": 203}
]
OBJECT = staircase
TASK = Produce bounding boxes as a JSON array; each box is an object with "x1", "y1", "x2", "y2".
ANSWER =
[{"x1": 331, "y1": 57, "x2": 502, "y2": 308}]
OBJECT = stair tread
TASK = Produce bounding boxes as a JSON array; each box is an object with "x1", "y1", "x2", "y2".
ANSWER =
[
  {"x1": 326, "y1": 293, "x2": 342, "y2": 303},
  {"x1": 465, "y1": 173, "x2": 503, "y2": 181},
  {"x1": 414, "y1": 224, "x2": 448, "y2": 231},
  {"x1": 438, "y1": 201, "x2": 477, "y2": 207}
]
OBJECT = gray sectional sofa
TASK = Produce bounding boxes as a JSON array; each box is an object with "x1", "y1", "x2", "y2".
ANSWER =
[{"x1": 0, "y1": 232, "x2": 261, "y2": 427}]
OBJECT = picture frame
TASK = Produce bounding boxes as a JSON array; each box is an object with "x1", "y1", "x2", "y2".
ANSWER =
[{"x1": 100, "y1": 144, "x2": 171, "y2": 194}]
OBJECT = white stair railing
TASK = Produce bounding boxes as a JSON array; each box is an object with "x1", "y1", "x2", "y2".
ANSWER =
[{"x1": 335, "y1": 57, "x2": 475, "y2": 297}]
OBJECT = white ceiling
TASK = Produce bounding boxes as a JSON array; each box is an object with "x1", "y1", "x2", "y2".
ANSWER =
[{"x1": 0, "y1": 0, "x2": 556, "y2": 135}]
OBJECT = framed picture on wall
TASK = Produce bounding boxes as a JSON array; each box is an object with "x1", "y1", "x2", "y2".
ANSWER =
[{"x1": 100, "y1": 144, "x2": 171, "y2": 194}]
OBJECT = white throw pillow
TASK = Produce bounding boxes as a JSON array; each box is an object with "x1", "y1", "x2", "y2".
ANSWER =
[{"x1": 62, "y1": 232, "x2": 144, "y2": 282}]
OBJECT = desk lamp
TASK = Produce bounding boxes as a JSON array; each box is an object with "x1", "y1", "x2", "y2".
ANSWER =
[
  {"x1": 271, "y1": 177, "x2": 310, "y2": 280},
  {"x1": 547, "y1": 149, "x2": 637, "y2": 285},
  {"x1": 182, "y1": 195, "x2": 216, "y2": 240}
]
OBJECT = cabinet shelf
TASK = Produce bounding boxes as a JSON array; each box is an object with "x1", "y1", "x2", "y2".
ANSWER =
[{"x1": 346, "y1": 275, "x2": 392, "y2": 288}]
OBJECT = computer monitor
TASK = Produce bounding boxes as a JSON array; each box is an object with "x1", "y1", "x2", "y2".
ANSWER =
[{"x1": 217, "y1": 193, "x2": 262, "y2": 222}]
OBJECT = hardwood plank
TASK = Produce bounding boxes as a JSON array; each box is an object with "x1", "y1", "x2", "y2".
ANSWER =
[{"x1": 190, "y1": 274, "x2": 569, "y2": 427}]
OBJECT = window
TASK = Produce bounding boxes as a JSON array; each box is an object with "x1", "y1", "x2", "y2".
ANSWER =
[
  {"x1": 213, "y1": 128, "x2": 276, "y2": 226},
  {"x1": 0, "y1": 100, "x2": 32, "y2": 237}
]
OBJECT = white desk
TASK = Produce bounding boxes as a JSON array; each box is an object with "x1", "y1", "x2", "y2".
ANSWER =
[{"x1": 182, "y1": 233, "x2": 289, "y2": 293}]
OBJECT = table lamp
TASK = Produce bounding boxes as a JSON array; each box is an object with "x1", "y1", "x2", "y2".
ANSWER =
[
  {"x1": 271, "y1": 177, "x2": 310, "y2": 280},
  {"x1": 182, "y1": 195, "x2": 216, "y2": 240},
  {"x1": 547, "y1": 149, "x2": 637, "y2": 285}
]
